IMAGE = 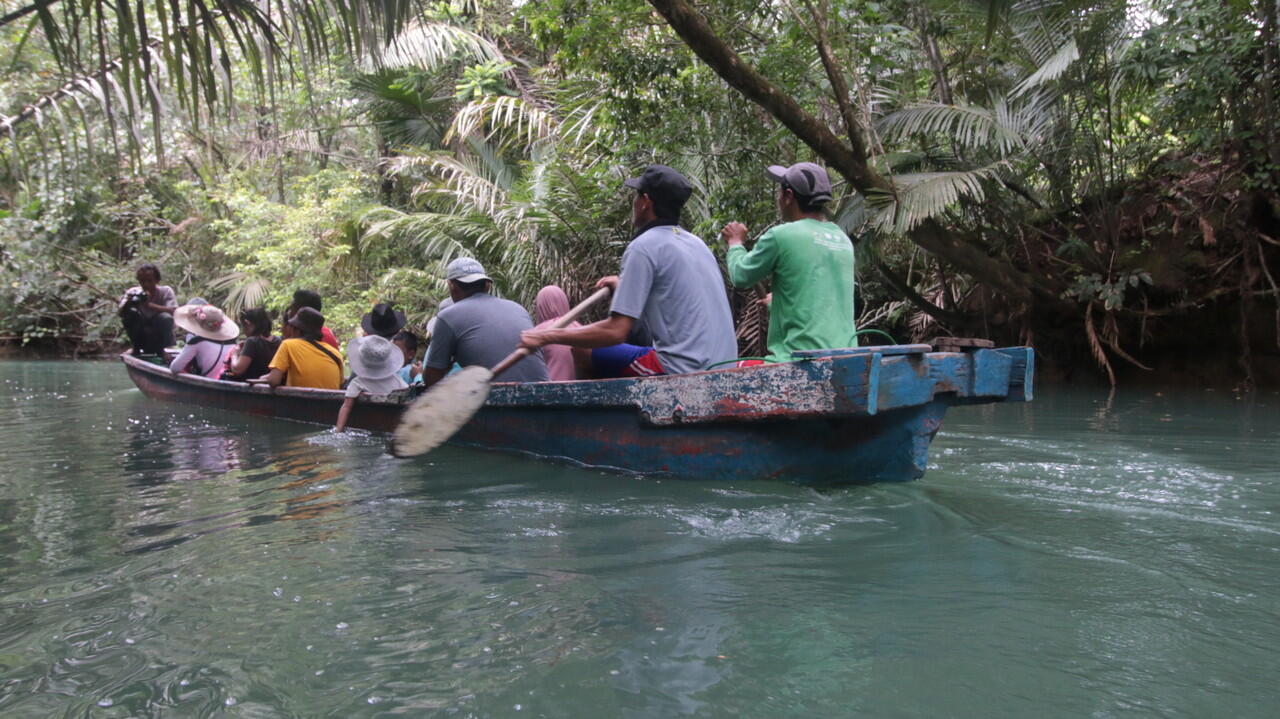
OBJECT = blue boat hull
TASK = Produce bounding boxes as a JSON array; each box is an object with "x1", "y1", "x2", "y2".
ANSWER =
[
  {"x1": 121, "y1": 344, "x2": 1033, "y2": 485},
  {"x1": 450, "y1": 399, "x2": 949, "y2": 484}
]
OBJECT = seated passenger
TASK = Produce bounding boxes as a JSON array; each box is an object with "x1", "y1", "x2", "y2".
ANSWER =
[
  {"x1": 392, "y1": 330, "x2": 422, "y2": 385},
  {"x1": 221, "y1": 308, "x2": 280, "y2": 381},
  {"x1": 336, "y1": 335, "x2": 408, "y2": 432},
  {"x1": 119, "y1": 262, "x2": 177, "y2": 357},
  {"x1": 519, "y1": 165, "x2": 737, "y2": 376},
  {"x1": 721, "y1": 162, "x2": 856, "y2": 362},
  {"x1": 169, "y1": 304, "x2": 239, "y2": 378},
  {"x1": 264, "y1": 307, "x2": 344, "y2": 389},
  {"x1": 362, "y1": 302, "x2": 407, "y2": 340},
  {"x1": 286, "y1": 289, "x2": 339, "y2": 349},
  {"x1": 533, "y1": 285, "x2": 582, "y2": 381},
  {"x1": 421, "y1": 258, "x2": 549, "y2": 388}
]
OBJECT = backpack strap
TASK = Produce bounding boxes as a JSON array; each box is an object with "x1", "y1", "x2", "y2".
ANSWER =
[{"x1": 306, "y1": 339, "x2": 344, "y2": 374}]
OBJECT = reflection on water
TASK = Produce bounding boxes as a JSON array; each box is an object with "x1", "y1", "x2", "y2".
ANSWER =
[{"x1": 1, "y1": 361, "x2": 1278, "y2": 717}]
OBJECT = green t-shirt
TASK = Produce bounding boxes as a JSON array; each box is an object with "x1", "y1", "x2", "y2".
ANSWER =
[{"x1": 726, "y1": 218, "x2": 857, "y2": 363}]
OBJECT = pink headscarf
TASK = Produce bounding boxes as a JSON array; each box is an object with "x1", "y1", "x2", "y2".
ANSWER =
[
  {"x1": 535, "y1": 285, "x2": 572, "y2": 324},
  {"x1": 534, "y1": 285, "x2": 579, "y2": 381}
]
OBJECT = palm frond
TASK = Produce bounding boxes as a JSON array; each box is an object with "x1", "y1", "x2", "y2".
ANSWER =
[
  {"x1": 371, "y1": 21, "x2": 503, "y2": 71},
  {"x1": 878, "y1": 102, "x2": 1028, "y2": 154},
  {"x1": 1011, "y1": 37, "x2": 1080, "y2": 97},
  {"x1": 868, "y1": 162, "x2": 1009, "y2": 234},
  {"x1": 447, "y1": 96, "x2": 558, "y2": 150},
  {"x1": 207, "y1": 271, "x2": 269, "y2": 314},
  {"x1": 362, "y1": 207, "x2": 491, "y2": 261}
]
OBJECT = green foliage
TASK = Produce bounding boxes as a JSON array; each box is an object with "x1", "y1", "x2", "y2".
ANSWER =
[
  {"x1": 0, "y1": 0, "x2": 1276, "y2": 386},
  {"x1": 0, "y1": 176, "x2": 211, "y2": 347},
  {"x1": 1064, "y1": 270, "x2": 1154, "y2": 311},
  {"x1": 455, "y1": 60, "x2": 518, "y2": 100},
  {"x1": 207, "y1": 169, "x2": 384, "y2": 337}
]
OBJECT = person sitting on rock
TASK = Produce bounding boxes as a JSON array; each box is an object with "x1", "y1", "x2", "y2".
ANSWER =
[{"x1": 119, "y1": 263, "x2": 177, "y2": 357}]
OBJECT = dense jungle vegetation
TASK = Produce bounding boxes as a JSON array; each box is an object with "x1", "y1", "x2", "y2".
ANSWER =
[{"x1": 1, "y1": 0, "x2": 1277, "y2": 386}]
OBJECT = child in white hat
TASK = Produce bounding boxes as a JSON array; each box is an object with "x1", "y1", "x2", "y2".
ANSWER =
[{"x1": 336, "y1": 335, "x2": 408, "y2": 431}]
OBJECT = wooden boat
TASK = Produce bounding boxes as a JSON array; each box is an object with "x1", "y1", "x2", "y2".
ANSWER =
[{"x1": 121, "y1": 343, "x2": 1033, "y2": 485}]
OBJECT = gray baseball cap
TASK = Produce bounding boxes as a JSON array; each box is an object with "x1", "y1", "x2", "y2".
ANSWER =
[
  {"x1": 766, "y1": 162, "x2": 833, "y2": 204},
  {"x1": 445, "y1": 257, "x2": 490, "y2": 284}
]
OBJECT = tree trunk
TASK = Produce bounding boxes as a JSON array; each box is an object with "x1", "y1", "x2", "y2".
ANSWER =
[
  {"x1": 914, "y1": 9, "x2": 954, "y2": 105},
  {"x1": 1260, "y1": 0, "x2": 1280, "y2": 167}
]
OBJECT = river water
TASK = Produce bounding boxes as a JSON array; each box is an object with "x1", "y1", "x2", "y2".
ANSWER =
[{"x1": 0, "y1": 360, "x2": 1276, "y2": 718}]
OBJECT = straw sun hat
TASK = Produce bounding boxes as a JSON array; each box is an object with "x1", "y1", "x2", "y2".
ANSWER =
[
  {"x1": 174, "y1": 304, "x2": 239, "y2": 342},
  {"x1": 347, "y1": 335, "x2": 403, "y2": 380}
]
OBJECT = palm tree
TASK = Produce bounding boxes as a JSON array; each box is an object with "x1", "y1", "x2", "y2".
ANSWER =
[{"x1": 0, "y1": 0, "x2": 435, "y2": 177}]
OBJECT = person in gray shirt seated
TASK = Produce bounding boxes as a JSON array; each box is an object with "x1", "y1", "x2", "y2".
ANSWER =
[
  {"x1": 518, "y1": 164, "x2": 737, "y2": 376},
  {"x1": 421, "y1": 258, "x2": 549, "y2": 387}
]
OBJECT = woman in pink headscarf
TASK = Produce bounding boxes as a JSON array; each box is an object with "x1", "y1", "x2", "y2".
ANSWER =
[{"x1": 534, "y1": 285, "x2": 581, "y2": 381}]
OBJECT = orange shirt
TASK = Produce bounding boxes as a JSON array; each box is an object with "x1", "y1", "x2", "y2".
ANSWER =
[{"x1": 268, "y1": 338, "x2": 343, "y2": 389}]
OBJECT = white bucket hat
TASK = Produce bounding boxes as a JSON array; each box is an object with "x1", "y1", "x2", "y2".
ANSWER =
[
  {"x1": 347, "y1": 335, "x2": 402, "y2": 380},
  {"x1": 174, "y1": 304, "x2": 239, "y2": 341}
]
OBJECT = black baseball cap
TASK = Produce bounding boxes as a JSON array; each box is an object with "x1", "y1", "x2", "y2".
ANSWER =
[
  {"x1": 766, "y1": 162, "x2": 833, "y2": 204},
  {"x1": 624, "y1": 164, "x2": 693, "y2": 210}
]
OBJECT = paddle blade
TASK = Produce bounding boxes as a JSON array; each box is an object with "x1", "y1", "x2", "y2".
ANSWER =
[{"x1": 390, "y1": 366, "x2": 494, "y2": 458}]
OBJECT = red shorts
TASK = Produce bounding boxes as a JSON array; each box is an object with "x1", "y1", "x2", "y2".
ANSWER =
[
  {"x1": 591, "y1": 344, "x2": 666, "y2": 377},
  {"x1": 622, "y1": 348, "x2": 666, "y2": 377}
]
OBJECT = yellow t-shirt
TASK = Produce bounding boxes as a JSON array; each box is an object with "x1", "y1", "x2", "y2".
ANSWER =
[{"x1": 268, "y1": 338, "x2": 343, "y2": 389}]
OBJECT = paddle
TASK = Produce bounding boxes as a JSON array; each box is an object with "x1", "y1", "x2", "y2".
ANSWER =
[{"x1": 390, "y1": 286, "x2": 612, "y2": 458}]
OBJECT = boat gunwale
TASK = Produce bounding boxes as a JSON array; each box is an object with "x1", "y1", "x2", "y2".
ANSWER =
[
  {"x1": 122, "y1": 343, "x2": 1032, "y2": 423},
  {"x1": 119, "y1": 347, "x2": 902, "y2": 407}
]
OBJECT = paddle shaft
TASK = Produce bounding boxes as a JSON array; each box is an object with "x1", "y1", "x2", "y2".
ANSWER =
[{"x1": 489, "y1": 286, "x2": 612, "y2": 379}]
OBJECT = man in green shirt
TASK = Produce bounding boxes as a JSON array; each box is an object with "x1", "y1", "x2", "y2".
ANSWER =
[{"x1": 721, "y1": 162, "x2": 857, "y2": 363}]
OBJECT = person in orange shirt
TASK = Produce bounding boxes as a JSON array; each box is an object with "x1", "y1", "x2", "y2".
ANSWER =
[{"x1": 263, "y1": 307, "x2": 344, "y2": 389}]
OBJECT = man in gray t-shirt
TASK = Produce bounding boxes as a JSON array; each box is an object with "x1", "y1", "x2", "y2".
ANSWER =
[
  {"x1": 421, "y1": 258, "x2": 548, "y2": 386},
  {"x1": 519, "y1": 165, "x2": 737, "y2": 376}
]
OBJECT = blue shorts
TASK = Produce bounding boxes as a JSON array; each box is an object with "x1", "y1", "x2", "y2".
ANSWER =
[{"x1": 590, "y1": 344, "x2": 665, "y2": 378}]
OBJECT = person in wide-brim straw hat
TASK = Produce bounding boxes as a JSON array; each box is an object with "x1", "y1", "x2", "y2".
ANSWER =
[
  {"x1": 336, "y1": 335, "x2": 408, "y2": 431},
  {"x1": 169, "y1": 303, "x2": 240, "y2": 378},
  {"x1": 174, "y1": 303, "x2": 239, "y2": 341}
]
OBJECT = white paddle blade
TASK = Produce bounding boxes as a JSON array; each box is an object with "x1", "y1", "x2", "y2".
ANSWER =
[{"x1": 390, "y1": 366, "x2": 494, "y2": 458}]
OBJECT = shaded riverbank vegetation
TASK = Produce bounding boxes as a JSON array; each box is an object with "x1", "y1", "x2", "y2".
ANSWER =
[{"x1": 2, "y1": 0, "x2": 1277, "y2": 386}]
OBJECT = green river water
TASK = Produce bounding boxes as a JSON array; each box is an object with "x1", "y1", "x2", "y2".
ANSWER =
[{"x1": 0, "y1": 360, "x2": 1277, "y2": 718}]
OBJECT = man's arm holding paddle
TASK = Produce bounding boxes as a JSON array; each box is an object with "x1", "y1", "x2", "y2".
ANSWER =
[{"x1": 519, "y1": 277, "x2": 634, "y2": 351}]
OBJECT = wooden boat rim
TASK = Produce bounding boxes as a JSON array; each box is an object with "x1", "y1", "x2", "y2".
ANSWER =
[{"x1": 120, "y1": 344, "x2": 939, "y2": 407}]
